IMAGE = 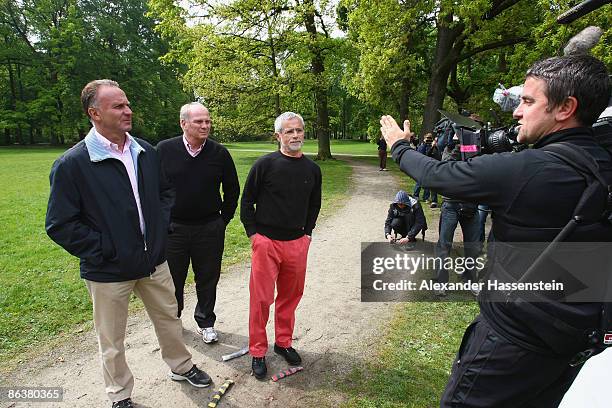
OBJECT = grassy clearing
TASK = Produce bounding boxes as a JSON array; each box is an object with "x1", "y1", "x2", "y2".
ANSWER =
[
  {"x1": 0, "y1": 145, "x2": 351, "y2": 367},
  {"x1": 225, "y1": 139, "x2": 378, "y2": 156}
]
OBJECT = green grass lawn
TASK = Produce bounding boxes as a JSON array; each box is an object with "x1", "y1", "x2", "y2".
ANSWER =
[
  {"x1": 225, "y1": 139, "x2": 378, "y2": 156},
  {"x1": 0, "y1": 145, "x2": 351, "y2": 367},
  {"x1": 339, "y1": 302, "x2": 479, "y2": 408}
]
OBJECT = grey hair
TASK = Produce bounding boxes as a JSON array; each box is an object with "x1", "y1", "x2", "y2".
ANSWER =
[
  {"x1": 81, "y1": 79, "x2": 119, "y2": 118},
  {"x1": 180, "y1": 102, "x2": 208, "y2": 121},
  {"x1": 274, "y1": 112, "x2": 304, "y2": 133}
]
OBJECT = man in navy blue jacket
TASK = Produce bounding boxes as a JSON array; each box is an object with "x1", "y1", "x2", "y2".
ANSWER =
[{"x1": 45, "y1": 80, "x2": 211, "y2": 408}]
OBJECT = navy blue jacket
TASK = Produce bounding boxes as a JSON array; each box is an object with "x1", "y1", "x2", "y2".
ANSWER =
[{"x1": 45, "y1": 129, "x2": 174, "y2": 282}]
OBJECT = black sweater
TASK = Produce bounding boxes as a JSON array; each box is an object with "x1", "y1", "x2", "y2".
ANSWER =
[
  {"x1": 157, "y1": 136, "x2": 240, "y2": 225},
  {"x1": 241, "y1": 151, "x2": 322, "y2": 240}
]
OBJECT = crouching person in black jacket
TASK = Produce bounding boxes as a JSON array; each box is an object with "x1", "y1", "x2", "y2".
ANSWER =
[{"x1": 385, "y1": 190, "x2": 427, "y2": 250}]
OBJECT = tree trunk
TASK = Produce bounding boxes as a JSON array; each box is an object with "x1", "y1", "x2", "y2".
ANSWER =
[
  {"x1": 266, "y1": 16, "x2": 282, "y2": 117},
  {"x1": 302, "y1": 0, "x2": 332, "y2": 160},
  {"x1": 498, "y1": 50, "x2": 507, "y2": 73},
  {"x1": 399, "y1": 77, "x2": 410, "y2": 122},
  {"x1": 341, "y1": 96, "x2": 347, "y2": 139},
  {"x1": 420, "y1": 11, "x2": 460, "y2": 137},
  {"x1": 7, "y1": 56, "x2": 22, "y2": 144},
  {"x1": 50, "y1": 130, "x2": 59, "y2": 145}
]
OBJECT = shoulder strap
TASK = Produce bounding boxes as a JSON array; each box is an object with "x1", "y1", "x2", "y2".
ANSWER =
[
  {"x1": 542, "y1": 142, "x2": 612, "y2": 222},
  {"x1": 543, "y1": 143, "x2": 609, "y2": 187}
]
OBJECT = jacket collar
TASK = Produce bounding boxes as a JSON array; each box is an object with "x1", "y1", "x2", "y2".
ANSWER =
[
  {"x1": 84, "y1": 127, "x2": 145, "y2": 162},
  {"x1": 533, "y1": 127, "x2": 594, "y2": 149}
]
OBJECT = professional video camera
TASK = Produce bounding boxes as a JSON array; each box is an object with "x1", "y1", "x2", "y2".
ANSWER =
[
  {"x1": 434, "y1": 2, "x2": 612, "y2": 163},
  {"x1": 433, "y1": 109, "x2": 525, "y2": 161}
]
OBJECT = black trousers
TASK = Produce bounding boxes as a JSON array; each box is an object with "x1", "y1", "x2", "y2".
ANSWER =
[
  {"x1": 440, "y1": 315, "x2": 582, "y2": 408},
  {"x1": 378, "y1": 149, "x2": 387, "y2": 169},
  {"x1": 166, "y1": 218, "x2": 225, "y2": 328},
  {"x1": 390, "y1": 217, "x2": 414, "y2": 238}
]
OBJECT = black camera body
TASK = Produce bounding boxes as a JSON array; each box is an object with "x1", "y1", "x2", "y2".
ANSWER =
[{"x1": 436, "y1": 109, "x2": 526, "y2": 161}]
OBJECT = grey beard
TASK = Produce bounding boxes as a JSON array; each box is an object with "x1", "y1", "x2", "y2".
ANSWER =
[{"x1": 284, "y1": 141, "x2": 303, "y2": 152}]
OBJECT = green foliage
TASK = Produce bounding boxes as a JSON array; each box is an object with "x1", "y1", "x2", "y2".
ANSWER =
[
  {"x1": 340, "y1": 0, "x2": 610, "y2": 134},
  {"x1": 149, "y1": 0, "x2": 372, "y2": 142},
  {"x1": 0, "y1": 0, "x2": 189, "y2": 145}
]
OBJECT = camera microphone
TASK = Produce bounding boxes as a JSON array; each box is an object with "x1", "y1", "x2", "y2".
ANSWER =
[{"x1": 563, "y1": 26, "x2": 603, "y2": 56}]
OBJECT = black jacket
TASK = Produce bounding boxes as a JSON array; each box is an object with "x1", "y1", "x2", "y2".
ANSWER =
[
  {"x1": 45, "y1": 130, "x2": 174, "y2": 282},
  {"x1": 384, "y1": 202, "x2": 427, "y2": 238},
  {"x1": 391, "y1": 127, "x2": 612, "y2": 354}
]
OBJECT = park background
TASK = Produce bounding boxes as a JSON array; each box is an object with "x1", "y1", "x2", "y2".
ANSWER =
[{"x1": 1, "y1": 0, "x2": 611, "y2": 406}]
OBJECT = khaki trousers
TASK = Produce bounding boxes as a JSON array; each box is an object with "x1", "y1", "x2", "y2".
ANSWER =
[{"x1": 85, "y1": 261, "x2": 193, "y2": 402}]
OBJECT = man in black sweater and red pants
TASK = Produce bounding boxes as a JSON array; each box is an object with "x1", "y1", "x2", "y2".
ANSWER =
[
  {"x1": 157, "y1": 102, "x2": 239, "y2": 344},
  {"x1": 241, "y1": 112, "x2": 322, "y2": 379}
]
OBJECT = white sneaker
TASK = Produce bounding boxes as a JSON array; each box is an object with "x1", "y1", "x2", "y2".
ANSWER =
[{"x1": 196, "y1": 327, "x2": 218, "y2": 344}]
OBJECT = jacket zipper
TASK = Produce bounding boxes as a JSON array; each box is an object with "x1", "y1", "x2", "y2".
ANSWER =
[{"x1": 135, "y1": 152, "x2": 152, "y2": 278}]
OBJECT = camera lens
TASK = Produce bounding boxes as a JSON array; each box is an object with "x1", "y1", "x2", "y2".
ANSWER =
[{"x1": 486, "y1": 129, "x2": 513, "y2": 153}]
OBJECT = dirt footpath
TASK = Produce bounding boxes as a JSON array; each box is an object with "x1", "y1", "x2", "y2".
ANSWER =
[{"x1": 3, "y1": 159, "x2": 405, "y2": 408}]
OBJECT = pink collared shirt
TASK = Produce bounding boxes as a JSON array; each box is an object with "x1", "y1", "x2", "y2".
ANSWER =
[
  {"x1": 183, "y1": 135, "x2": 205, "y2": 157},
  {"x1": 95, "y1": 129, "x2": 145, "y2": 234}
]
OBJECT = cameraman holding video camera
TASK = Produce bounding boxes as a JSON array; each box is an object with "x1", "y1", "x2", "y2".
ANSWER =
[
  {"x1": 381, "y1": 54, "x2": 612, "y2": 406},
  {"x1": 432, "y1": 113, "x2": 482, "y2": 295}
]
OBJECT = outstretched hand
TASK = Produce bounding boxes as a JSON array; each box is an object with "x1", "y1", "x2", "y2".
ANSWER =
[{"x1": 380, "y1": 116, "x2": 412, "y2": 148}]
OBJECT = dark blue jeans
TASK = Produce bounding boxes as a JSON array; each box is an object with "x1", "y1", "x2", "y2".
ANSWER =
[
  {"x1": 413, "y1": 183, "x2": 438, "y2": 203},
  {"x1": 477, "y1": 204, "x2": 490, "y2": 243},
  {"x1": 435, "y1": 201, "x2": 481, "y2": 283}
]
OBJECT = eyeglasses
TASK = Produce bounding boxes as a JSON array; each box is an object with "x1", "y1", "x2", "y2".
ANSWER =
[{"x1": 282, "y1": 127, "x2": 304, "y2": 135}]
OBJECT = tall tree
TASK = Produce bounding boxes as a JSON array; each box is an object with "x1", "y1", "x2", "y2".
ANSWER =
[
  {"x1": 297, "y1": 0, "x2": 333, "y2": 159},
  {"x1": 150, "y1": 0, "x2": 343, "y2": 156},
  {"x1": 343, "y1": 0, "x2": 540, "y2": 136},
  {"x1": 0, "y1": 0, "x2": 188, "y2": 145}
]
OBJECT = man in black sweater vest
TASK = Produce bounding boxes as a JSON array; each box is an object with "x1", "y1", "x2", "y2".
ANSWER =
[
  {"x1": 241, "y1": 112, "x2": 322, "y2": 379},
  {"x1": 157, "y1": 103, "x2": 239, "y2": 344}
]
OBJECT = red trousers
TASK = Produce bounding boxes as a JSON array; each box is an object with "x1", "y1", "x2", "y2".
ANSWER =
[{"x1": 249, "y1": 233, "x2": 311, "y2": 357}]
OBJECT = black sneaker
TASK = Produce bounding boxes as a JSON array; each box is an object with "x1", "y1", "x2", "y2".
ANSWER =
[
  {"x1": 273, "y1": 344, "x2": 302, "y2": 365},
  {"x1": 169, "y1": 364, "x2": 212, "y2": 388},
  {"x1": 112, "y1": 398, "x2": 134, "y2": 408},
  {"x1": 251, "y1": 356, "x2": 267, "y2": 380},
  {"x1": 430, "y1": 202, "x2": 438, "y2": 208}
]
